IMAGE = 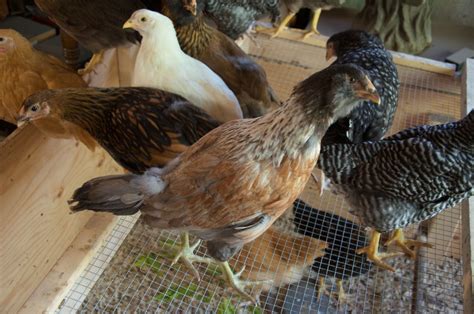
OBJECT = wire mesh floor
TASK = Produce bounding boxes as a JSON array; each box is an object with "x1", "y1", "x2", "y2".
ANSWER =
[{"x1": 58, "y1": 34, "x2": 464, "y2": 313}]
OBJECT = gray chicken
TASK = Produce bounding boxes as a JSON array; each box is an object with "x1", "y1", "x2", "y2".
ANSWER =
[
  {"x1": 272, "y1": 0, "x2": 346, "y2": 39},
  {"x1": 322, "y1": 30, "x2": 400, "y2": 145},
  {"x1": 318, "y1": 111, "x2": 474, "y2": 271},
  {"x1": 204, "y1": 0, "x2": 280, "y2": 39}
]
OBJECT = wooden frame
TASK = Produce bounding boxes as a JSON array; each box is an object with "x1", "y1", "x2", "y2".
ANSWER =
[
  {"x1": 0, "y1": 125, "x2": 122, "y2": 313},
  {"x1": 462, "y1": 58, "x2": 474, "y2": 314}
]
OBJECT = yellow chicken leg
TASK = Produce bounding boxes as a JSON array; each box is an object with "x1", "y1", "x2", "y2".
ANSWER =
[
  {"x1": 170, "y1": 232, "x2": 214, "y2": 281},
  {"x1": 317, "y1": 277, "x2": 326, "y2": 299},
  {"x1": 317, "y1": 278, "x2": 347, "y2": 303},
  {"x1": 219, "y1": 262, "x2": 272, "y2": 304},
  {"x1": 384, "y1": 229, "x2": 433, "y2": 259},
  {"x1": 356, "y1": 230, "x2": 403, "y2": 272},
  {"x1": 302, "y1": 8, "x2": 322, "y2": 40},
  {"x1": 271, "y1": 12, "x2": 296, "y2": 39},
  {"x1": 78, "y1": 51, "x2": 104, "y2": 75}
]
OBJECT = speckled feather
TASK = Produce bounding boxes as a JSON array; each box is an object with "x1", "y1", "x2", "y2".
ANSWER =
[
  {"x1": 23, "y1": 87, "x2": 219, "y2": 173},
  {"x1": 282, "y1": 0, "x2": 346, "y2": 14},
  {"x1": 162, "y1": 0, "x2": 280, "y2": 118},
  {"x1": 318, "y1": 111, "x2": 474, "y2": 232},
  {"x1": 322, "y1": 30, "x2": 400, "y2": 145},
  {"x1": 204, "y1": 0, "x2": 280, "y2": 39}
]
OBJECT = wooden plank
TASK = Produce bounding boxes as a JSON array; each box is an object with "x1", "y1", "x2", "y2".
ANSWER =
[
  {"x1": 462, "y1": 58, "x2": 474, "y2": 314},
  {"x1": 19, "y1": 214, "x2": 118, "y2": 313},
  {"x1": 255, "y1": 26, "x2": 456, "y2": 76},
  {"x1": 0, "y1": 124, "x2": 122, "y2": 313}
]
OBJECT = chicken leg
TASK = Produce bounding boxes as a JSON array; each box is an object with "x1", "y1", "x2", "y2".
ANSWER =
[
  {"x1": 356, "y1": 230, "x2": 403, "y2": 272},
  {"x1": 219, "y1": 261, "x2": 272, "y2": 304},
  {"x1": 271, "y1": 12, "x2": 296, "y2": 39},
  {"x1": 170, "y1": 232, "x2": 214, "y2": 281},
  {"x1": 78, "y1": 51, "x2": 104, "y2": 75},
  {"x1": 302, "y1": 8, "x2": 322, "y2": 40},
  {"x1": 384, "y1": 228, "x2": 433, "y2": 259}
]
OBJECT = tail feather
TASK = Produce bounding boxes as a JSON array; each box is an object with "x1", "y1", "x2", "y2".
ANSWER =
[{"x1": 68, "y1": 174, "x2": 144, "y2": 215}]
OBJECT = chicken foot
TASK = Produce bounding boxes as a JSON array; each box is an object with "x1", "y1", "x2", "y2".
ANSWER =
[
  {"x1": 356, "y1": 230, "x2": 404, "y2": 272},
  {"x1": 302, "y1": 8, "x2": 322, "y2": 40},
  {"x1": 384, "y1": 228, "x2": 433, "y2": 259},
  {"x1": 317, "y1": 278, "x2": 347, "y2": 303},
  {"x1": 271, "y1": 12, "x2": 296, "y2": 39},
  {"x1": 78, "y1": 50, "x2": 104, "y2": 75},
  {"x1": 219, "y1": 261, "x2": 272, "y2": 304},
  {"x1": 170, "y1": 232, "x2": 214, "y2": 281}
]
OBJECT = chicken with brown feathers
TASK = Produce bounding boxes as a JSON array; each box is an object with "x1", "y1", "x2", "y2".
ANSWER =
[
  {"x1": 161, "y1": 0, "x2": 280, "y2": 118},
  {"x1": 67, "y1": 64, "x2": 380, "y2": 302},
  {"x1": 0, "y1": 29, "x2": 85, "y2": 125},
  {"x1": 17, "y1": 87, "x2": 219, "y2": 173}
]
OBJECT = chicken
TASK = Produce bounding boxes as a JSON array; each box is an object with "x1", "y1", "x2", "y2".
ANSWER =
[
  {"x1": 230, "y1": 225, "x2": 327, "y2": 297},
  {"x1": 68, "y1": 64, "x2": 380, "y2": 302},
  {"x1": 123, "y1": 9, "x2": 243, "y2": 123},
  {"x1": 17, "y1": 87, "x2": 219, "y2": 173},
  {"x1": 292, "y1": 199, "x2": 371, "y2": 302},
  {"x1": 161, "y1": 0, "x2": 280, "y2": 118},
  {"x1": 272, "y1": 0, "x2": 346, "y2": 40},
  {"x1": 203, "y1": 0, "x2": 280, "y2": 40},
  {"x1": 322, "y1": 30, "x2": 399, "y2": 146},
  {"x1": 0, "y1": 29, "x2": 86, "y2": 125},
  {"x1": 33, "y1": 0, "x2": 161, "y2": 74},
  {"x1": 318, "y1": 110, "x2": 474, "y2": 271}
]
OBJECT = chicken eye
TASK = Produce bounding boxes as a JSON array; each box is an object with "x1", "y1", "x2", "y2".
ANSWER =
[
  {"x1": 30, "y1": 104, "x2": 40, "y2": 112},
  {"x1": 0, "y1": 37, "x2": 4, "y2": 42},
  {"x1": 141, "y1": 17, "x2": 147, "y2": 22},
  {"x1": 350, "y1": 77, "x2": 356, "y2": 83}
]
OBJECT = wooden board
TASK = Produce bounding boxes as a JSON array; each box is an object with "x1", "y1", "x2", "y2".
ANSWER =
[
  {"x1": 462, "y1": 58, "x2": 474, "y2": 314},
  {"x1": 0, "y1": 124, "x2": 122, "y2": 313},
  {"x1": 256, "y1": 26, "x2": 456, "y2": 76}
]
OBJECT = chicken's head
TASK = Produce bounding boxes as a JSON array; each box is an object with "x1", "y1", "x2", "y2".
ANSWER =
[
  {"x1": 123, "y1": 9, "x2": 174, "y2": 36},
  {"x1": 326, "y1": 30, "x2": 384, "y2": 61},
  {"x1": 293, "y1": 64, "x2": 380, "y2": 122},
  {"x1": 0, "y1": 29, "x2": 30, "y2": 58},
  {"x1": 17, "y1": 90, "x2": 56, "y2": 127}
]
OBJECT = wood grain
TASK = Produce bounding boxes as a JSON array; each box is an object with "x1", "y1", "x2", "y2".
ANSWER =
[{"x1": 0, "y1": 124, "x2": 122, "y2": 313}]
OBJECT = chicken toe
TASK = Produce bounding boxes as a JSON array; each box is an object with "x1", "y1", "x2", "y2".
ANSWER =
[
  {"x1": 78, "y1": 51, "x2": 104, "y2": 75},
  {"x1": 384, "y1": 229, "x2": 433, "y2": 259},
  {"x1": 271, "y1": 12, "x2": 296, "y2": 39},
  {"x1": 302, "y1": 8, "x2": 322, "y2": 40},
  {"x1": 219, "y1": 262, "x2": 272, "y2": 304},
  {"x1": 171, "y1": 232, "x2": 214, "y2": 281},
  {"x1": 356, "y1": 230, "x2": 403, "y2": 272}
]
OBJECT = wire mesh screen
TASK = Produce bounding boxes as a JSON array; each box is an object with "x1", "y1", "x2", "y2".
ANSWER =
[{"x1": 58, "y1": 34, "x2": 464, "y2": 313}]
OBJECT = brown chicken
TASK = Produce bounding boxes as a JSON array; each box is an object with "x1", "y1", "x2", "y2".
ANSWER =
[
  {"x1": 69, "y1": 64, "x2": 380, "y2": 302},
  {"x1": 0, "y1": 29, "x2": 86, "y2": 125},
  {"x1": 231, "y1": 225, "x2": 327, "y2": 296},
  {"x1": 161, "y1": 0, "x2": 280, "y2": 118}
]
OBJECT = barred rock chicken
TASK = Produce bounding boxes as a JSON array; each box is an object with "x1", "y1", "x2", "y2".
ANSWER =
[
  {"x1": 273, "y1": 0, "x2": 346, "y2": 40},
  {"x1": 0, "y1": 29, "x2": 85, "y2": 125},
  {"x1": 34, "y1": 0, "x2": 161, "y2": 74},
  {"x1": 161, "y1": 0, "x2": 280, "y2": 118},
  {"x1": 124, "y1": 9, "x2": 243, "y2": 123},
  {"x1": 318, "y1": 111, "x2": 474, "y2": 271},
  {"x1": 292, "y1": 199, "x2": 371, "y2": 301},
  {"x1": 322, "y1": 30, "x2": 399, "y2": 146},
  {"x1": 68, "y1": 64, "x2": 380, "y2": 302},
  {"x1": 204, "y1": 0, "x2": 280, "y2": 40},
  {"x1": 17, "y1": 87, "x2": 219, "y2": 174},
  {"x1": 231, "y1": 225, "x2": 327, "y2": 295}
]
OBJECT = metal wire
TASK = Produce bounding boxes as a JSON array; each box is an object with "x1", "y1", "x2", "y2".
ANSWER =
[{"x1": 58, "y1": 34, "x2": 464, "y2": 313}]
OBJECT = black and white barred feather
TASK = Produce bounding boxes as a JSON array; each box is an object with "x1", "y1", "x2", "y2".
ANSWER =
[{"x1": 318, "y1": 110, "x2": 474, "y2": 232}]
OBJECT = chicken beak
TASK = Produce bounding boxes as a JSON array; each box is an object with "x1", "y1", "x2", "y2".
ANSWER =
[
  {"x1": 355, "y1": 76, "x2": 381, "y2": 105},
  {"x1": 123, "y1": 20, "x2": 135, "y2": 29},
  {"x1": 326, "y1": 44, "x2": 335, "y2": 61},
  {"x1": 16, "y1": 116, "x2": 30, "y2": 127}
]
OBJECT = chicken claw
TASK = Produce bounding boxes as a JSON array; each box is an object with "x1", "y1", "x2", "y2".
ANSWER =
[
  {"x1": 271, "y1": 12, "x2": 295, "y2": 39},
  {"x1": 356, "y1": 230, "x2": 403, "y2": 272},
  {"x1": 171, "y1": 232, "x2": 214, "y2": 281},
  {"x1": 302, "y1": 8, "x2": 322, "y2": 41},
  {"x1": 317, "y1": 278, "x2": 347, "y2": 303},
  {"x1": 384, "y1": 229, "x2": 433, "y2": 259},
  {"x1": 219, "y1": 262, "x2": 272, "y2": 304},
  {"x1": 78, "y1": 51, "x2": 104, "y2": 75}
]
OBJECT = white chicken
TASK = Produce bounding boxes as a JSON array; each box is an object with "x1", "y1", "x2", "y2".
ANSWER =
[{"x1": 123, "y1": 9, "x2": 243, "y2": 123}]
